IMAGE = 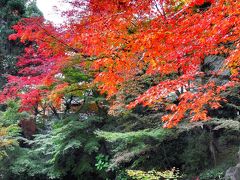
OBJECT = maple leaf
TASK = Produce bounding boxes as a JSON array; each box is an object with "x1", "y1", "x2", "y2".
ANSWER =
[{"x1": 1, "y1": 0, "x2": 239, "y2": 128}]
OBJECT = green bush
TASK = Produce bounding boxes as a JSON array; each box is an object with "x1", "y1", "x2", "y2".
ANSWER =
[{"x1": 126, "y1": 168, "x2": 182, "y2": 180}]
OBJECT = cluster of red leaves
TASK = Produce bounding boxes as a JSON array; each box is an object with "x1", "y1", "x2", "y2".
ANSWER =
[
  {"x1": 73, "y1": 0, "x2": 239, "y2": 127},
  {"x1": 0, "y1": 17, "x2": 69, "y2": 111},
  {"x1": 1, "y1": 0, "x2": 239, "y2": 127}
]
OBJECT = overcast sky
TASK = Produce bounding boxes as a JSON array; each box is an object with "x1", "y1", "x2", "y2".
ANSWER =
[{"x1": 36, "y1": 0, "x2": 68, "y2": 24}]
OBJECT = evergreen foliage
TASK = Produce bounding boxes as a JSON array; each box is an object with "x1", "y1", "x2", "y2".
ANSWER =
[{"x1": 0, "y1": 114, "x2": 107, "y2": 179}]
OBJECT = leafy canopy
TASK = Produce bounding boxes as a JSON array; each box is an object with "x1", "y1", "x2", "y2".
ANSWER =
[{"x1": 1, "y1": 0, "x2": 239, "y2": 127}]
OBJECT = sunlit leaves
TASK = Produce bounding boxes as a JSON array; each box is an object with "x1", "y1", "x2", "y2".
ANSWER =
[{"x1": 1, "y1": 0, "x2": 239, "y2": 127}]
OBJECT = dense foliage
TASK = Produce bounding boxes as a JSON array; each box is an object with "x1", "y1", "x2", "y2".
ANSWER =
[
  {"x1": 0, "y1": 0, "x2": 239, "y2": 179},
  {"x1": 0, "y1": 0, "x2": 42, "y2": 87}
]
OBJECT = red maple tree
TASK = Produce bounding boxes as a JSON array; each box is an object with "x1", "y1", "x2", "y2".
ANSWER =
[{"x1": 1, "y1": 0, "x2": 239, "y2": 127}]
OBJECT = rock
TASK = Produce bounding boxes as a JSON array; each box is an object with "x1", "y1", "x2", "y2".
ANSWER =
[
  {"x1": 225, "y1": 164, "x2": 240, "y2": 180},
  {"x1": 225, "y1": 148, "x2": 240, "y2": 180},
  {"x1": 203, "y1": 56, "x2": 225, "y2": 73},
  {"x1": 202, "y1": 55, "x2": 230, "y2": 85}
]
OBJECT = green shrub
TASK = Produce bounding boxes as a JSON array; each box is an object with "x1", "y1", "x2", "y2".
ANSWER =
[{"x1": 126, "y1": 168, "x2": 182, "y2": 180}]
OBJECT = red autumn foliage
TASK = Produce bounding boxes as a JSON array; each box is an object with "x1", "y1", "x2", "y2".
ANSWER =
[{"x1": 1, "y1": 0, "x2": 239, "y2": 127}]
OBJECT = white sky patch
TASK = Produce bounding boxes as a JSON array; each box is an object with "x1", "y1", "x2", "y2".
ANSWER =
[{"x1": 36, "y1": 0, "x2": 69, "y2": 24}]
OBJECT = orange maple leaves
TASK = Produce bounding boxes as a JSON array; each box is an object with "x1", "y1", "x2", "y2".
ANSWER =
[
  {"x1": 82, "y1": 0, "x2": 239, "y2": 127},
  {"x1": 2, "y1": 0, "x2": 239, "y2": 127}
]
